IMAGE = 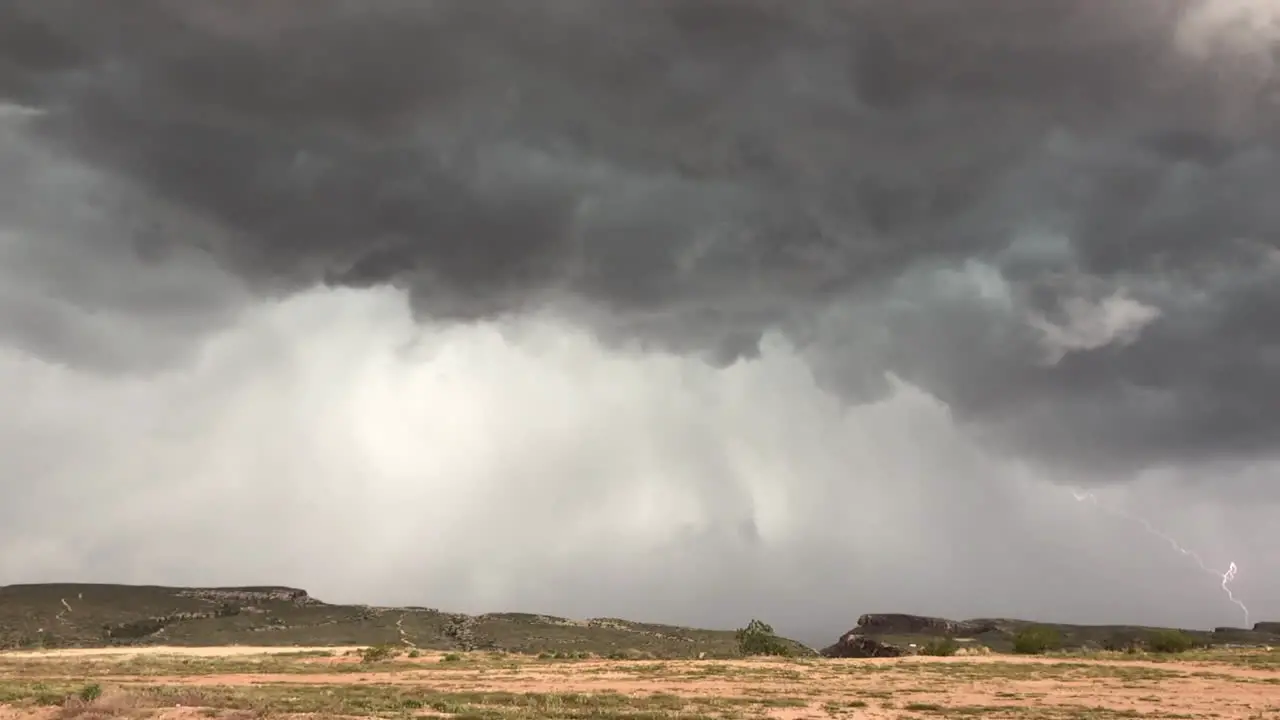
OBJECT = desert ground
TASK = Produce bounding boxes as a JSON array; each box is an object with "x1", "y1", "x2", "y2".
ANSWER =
[{"x1": 0, "y1": 645, "x2": 1277, "y2": 720}]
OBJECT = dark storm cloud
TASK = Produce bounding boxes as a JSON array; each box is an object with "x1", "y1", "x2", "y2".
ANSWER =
[{"x1": 2, "y1": 0, "x2": 1278, "y2": 473}]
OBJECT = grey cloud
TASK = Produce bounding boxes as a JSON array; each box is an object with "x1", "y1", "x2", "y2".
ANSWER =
[
  {"x1": 2, "y1": 0, "x2": 1278, "y2": 474},
  {"x1": 0, "y1": 108, "x2": 247, "y2": 372},
  {"x1": 2, "y1": 303, "x2": 1273, "y2": 640}
]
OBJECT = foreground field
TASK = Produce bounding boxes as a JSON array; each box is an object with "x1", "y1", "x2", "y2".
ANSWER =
[{"x1": 0, "y1": 646, "x2": 1278, "y2": 719}]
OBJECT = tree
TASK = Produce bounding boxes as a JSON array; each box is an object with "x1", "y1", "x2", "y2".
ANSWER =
[
  {"x1": 920, "y1": 637, "x2": 960, "y2": 656},
  {"x1": 1011, "y1": 626, "x2": 1062, "y2": 655},
  {"x1": 735, "y1": 619, "x2": 792, "y2": 657}
]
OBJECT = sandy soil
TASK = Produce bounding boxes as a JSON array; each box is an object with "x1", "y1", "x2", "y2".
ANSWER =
[
  {"x1": 2, "y1": 646, "x2": 1277, "y2": 719},
  {"x1": 1, "y1": 646, "x2": 365, "y2": 658}
]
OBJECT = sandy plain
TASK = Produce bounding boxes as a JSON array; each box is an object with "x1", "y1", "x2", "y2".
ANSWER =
[{"x1": 0, "y1": 645, "x2": 1277, "y2": 719}]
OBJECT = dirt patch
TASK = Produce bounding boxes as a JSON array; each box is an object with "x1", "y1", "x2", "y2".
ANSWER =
[
  {"x1": 0, "y1": 647, "x2": 363, "y2": 659},
  {"x1": 1, "y1": 647, "x2": 1278, "y2": 719}
]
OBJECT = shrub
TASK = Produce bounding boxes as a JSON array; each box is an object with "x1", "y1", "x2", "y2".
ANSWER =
[
  {"x1": 77, "y1": 685, "x2": 102, "y2": 703},
  {"x1": 1101, "y1": 634, "x2": 1133, "y2": 652},
  {"x1": 920, "y1": 637, "x2": 960, "y2": 657},
  {"x1": 1011, "y1": 626, "x2": 1062, "y2": 655},
  {"x1": 440, "y1": 653, "x2": 462, "y2": 662},
  {"x1": 358, "y1": 644, "x2": 400, "y2": 663},
  {"x1": 735, "y1": 619, "x2": 792, "y2": 657},
  {"x1": 1147, "y1": 629, "x2": 1196, "y2": 654}
]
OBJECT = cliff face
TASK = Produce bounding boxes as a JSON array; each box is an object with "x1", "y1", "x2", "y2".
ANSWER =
[
  {"x1": 853, "y1": 613, "x2": 998, "y2": 637},
  {"x1": 821, "y1": 631, "x2": 906, "y2": 658},
  {"x1": 175, "y1": 587, "x2": 314, "y2": 605},
  {"x1": 822, "y1": 613, "x2": 1280, "y2": 657},
  {"x1": 1254, "y1": 622, "x2": 1280, "y2": 635}
]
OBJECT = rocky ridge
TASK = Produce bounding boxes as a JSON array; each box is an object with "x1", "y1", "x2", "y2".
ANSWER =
[{"x1": 821, "y1": 613, "x2": 1280, "y2": 657}]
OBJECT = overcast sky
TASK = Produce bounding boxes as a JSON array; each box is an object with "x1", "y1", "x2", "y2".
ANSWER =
[{"x1": 2, "y1": 0, "x2": 1278, "y2": 646}]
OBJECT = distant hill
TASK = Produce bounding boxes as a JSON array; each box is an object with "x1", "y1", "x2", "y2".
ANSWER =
[
  {"x1": 824, "y1": 612, "x2": 1280, "y2": 656},
  {"x1": 0, "y1": 583, "x2": 812, "y2": 658},
  {"x1": 2, "y1": 584, "x2": 1275, "y2": 658}
]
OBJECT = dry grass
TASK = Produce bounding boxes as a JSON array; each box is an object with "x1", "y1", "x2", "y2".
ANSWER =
[{"x1": 0, "y1": 646, "x2": 1277, "y2": 719}]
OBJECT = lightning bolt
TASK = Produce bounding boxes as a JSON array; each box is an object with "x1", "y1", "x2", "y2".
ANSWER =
[
  {"x1": 1071, "y1": 489, "x2": 1250, "y2": 628},
  {"x1": 1220, "y1": 562, "x2": 1246, "y2": 627}
]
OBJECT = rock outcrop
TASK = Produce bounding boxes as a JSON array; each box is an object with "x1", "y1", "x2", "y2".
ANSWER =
[
  {"x1": 176, "y1": 587, "x2": 313, "y2": 605},
  {"x1": 853, "y1": 613, "x2": 997, "y2": 637},
  {"x1": 821, "y1": 613, "x2": 1002, "y2": 658},
  {"x1": 445, "y1": 614, "x2": 479, "y2": 651},
  {"x1": 103, "y1": 608, "x2": 239, "y2": 640},
  {"x1": 821, "y1": 631, "x2": 906, "y2": 658}
]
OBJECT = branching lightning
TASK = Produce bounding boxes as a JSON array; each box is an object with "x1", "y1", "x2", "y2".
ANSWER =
[{"x1": 1070, "y1": 489, "x2": 1250, "y2": 627}]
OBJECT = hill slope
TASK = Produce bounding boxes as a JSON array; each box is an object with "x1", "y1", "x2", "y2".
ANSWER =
[
  {"x1": 0, "y1": 583, "x2": 811, "y2": 658},
  {"x1": 3, "y1": 584, "x2": 1276, "y2": 658}
]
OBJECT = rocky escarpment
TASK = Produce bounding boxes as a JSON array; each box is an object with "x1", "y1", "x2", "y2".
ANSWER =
[
  {"x1": 101, "y1": 587, "x2": 317, "y2": 640},
  {"x1": 103, "y1": 606, "x2": 243, "y2": 640},
  {"x1": 820, "y1": 613, "x2": 991, "y2": 658},
  {"x1": 821, "y1": 631, "x2": 907, "y2": 658},
  {"x1": 176, "y1": 587, "x2": 314, "y2": 605},
  {"x1": 825, "y1": 613, "x2": 1280, "y2": 657},
  {"x1": 853, "y1": 613, "x2": 998, "y2": 637},
  {"x1": 444, "y1": 614, "x2": 479, "y2": 651}
]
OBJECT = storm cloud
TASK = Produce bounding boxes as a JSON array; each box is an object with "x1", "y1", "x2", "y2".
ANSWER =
[{"x1": 1, "y1": 0, "x2": 1278, "y2": 641}]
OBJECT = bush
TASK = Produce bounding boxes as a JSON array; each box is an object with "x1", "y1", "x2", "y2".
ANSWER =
[
  {"x1": 1012, "y1": 626, "x2": 1062, "y2": 655},
  {"x1": 920, "y1": 637, "x2": 960, "y2": 657},
  {"x1": 550, "y1": 650, "x2": 591, "y2": 660},
  {"x1": 1147, "y1": 629, "x2": 1196, "y2": 654},
  {"x1": 358, "y1": 645, "x2": 400, "y2": 663},
  {"x1": 735, "y1": 619, "x2": 792, "y2": 657},
  {"x1": 1101, "y1": 633, "x2": 1136, "y2": 652},
  {"x1": 77, "y1": 684, "x2": 102, "y2": 703}
]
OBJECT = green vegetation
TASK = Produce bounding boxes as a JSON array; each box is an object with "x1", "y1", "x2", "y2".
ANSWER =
[
  {"x1": 1146, "y1": 629, "x2": 1197, "y2": 654},
  {"x1": 1100, "y1": 632, "x2": 1142, "y2": 653},
  {"x1": 1, "y1": 681, "x2": 792, "y2": 720},
  {"x1": 734, "y1": 619, "x2": 793, "y2": 657},
  {"x1": 0, "y1": 643, "x2": 1269, "y2": 720},
  {"x1": 1011, "y1": 625, "x2": 1063, "y2": 654},
  {"x1": 920, "y1": 637, "x2": 961, "y2": 656},
  {"x1": 358, "y1": 644, "x2": 401, "y2": 663}
]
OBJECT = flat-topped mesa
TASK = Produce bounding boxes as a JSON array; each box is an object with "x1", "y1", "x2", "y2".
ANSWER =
[
  {"x1": 855, "y1": 613, "x2": 996, "y2": 637},
  {"x1": 1253, "y1": 621, "x2": 1280, "y2": 635}
]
